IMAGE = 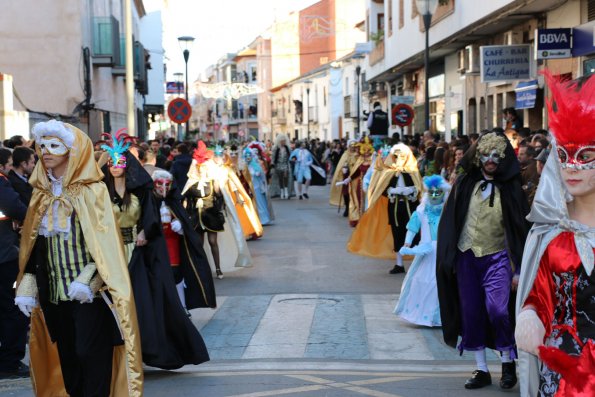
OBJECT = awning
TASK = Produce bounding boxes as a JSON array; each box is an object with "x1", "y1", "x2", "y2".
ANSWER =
[{"x1": 515, "y1": 80, "x2": 538, "y2": 109}]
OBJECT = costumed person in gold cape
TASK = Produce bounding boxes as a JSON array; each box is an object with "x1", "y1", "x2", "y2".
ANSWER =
[
  {"x1": 101, "y1": 131, "x2": 209, "y2": 370},
  {"x1": 183, "y1": 142, "x2": 252, "y2": 279},
  {"x1": 347, "y1": 143, "x2": 422, "y2": 274},
  {"x1": 344, "y1": 137, "x2": 375, "y2": 225},
  {"x1": 14, "y1": 120, "x2": 143, "y2": 397},
  {"x1": 330, "y1": 139, "x2": 358, "y2": 218},
  {"x1": 212, "y1": 145, "x2": 263, "y2": 240}
]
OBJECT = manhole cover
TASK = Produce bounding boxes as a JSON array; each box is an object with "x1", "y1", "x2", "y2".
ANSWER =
[{"x1": 277, "y1": 297, "x2": 341, "y2": 305}]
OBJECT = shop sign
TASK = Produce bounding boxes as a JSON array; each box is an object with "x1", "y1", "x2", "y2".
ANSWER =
[
  {"x1": 480, "y1": 45, "x2": 534, "y2": 83},
  {"x1": 515, "y1": 80, "x2": 538, "y2": 109},
  {"x1": 535, "y1": 28, "x2": 572, "y2": 59},
  {"x1": 572, "y1": 20, "x2": 595, "y2": 57}
]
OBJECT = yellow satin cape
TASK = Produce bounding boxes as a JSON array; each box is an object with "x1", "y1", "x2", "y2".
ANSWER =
[
  {"x1": 18, "y1": 123, "x2": 143, "y2": 397},
  {"x1": 347, "y1": 147, "x2": 422, "y2": 260},
  {"x1": 219, "y1": 160, "x2": 263, "y2": 238},
  {"x1": 329, "y1": 151, "x2": 353, "y2": 206}
]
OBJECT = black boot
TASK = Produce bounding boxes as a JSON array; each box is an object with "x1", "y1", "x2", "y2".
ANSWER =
[
  {"x1": 389, "y1": 265, "x2": 405, "y2": 274},
  {"x1": 464, "y1": 370, "x2": 492, "y2": 389},
  {"x1": 499, "y1": 362, "x2": 517, "y2": 389}
]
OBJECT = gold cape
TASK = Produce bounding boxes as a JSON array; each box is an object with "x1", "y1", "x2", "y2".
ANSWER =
[
  {"x1": 223, "y1": 165, "x2": 263, "y2": 238},
  {"x1": 18, "y1": 124, "x2": 143, "y2": 397},
  {"x1": 329, "y1": 151, "x2": 352, "y2": 207},
  {"x1": 347, "y1": 145, "x2": 422, "y2": 259}
]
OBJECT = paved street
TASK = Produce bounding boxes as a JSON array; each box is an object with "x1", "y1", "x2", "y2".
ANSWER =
[{"x1": 0, "y1": 186, "x2": 517, "y2": 396}]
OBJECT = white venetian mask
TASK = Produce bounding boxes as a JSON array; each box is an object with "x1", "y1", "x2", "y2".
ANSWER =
[{"x1": 39, "y1": 136, "x2": 69, "y2": 156}]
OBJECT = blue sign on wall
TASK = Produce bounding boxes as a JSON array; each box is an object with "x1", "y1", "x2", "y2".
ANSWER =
[
  {"x1": 515, "y1": 80, "x2": 538, "y2": 109},
  {"x1": 535, "y1": 28, "x2": 572, "y2": 59},
  {"x1": 480, "y1": 45, "x2": 534, "y2": 83},
  {"x1": 572, "y1": 20, "x2": 595, "y2": 57}
]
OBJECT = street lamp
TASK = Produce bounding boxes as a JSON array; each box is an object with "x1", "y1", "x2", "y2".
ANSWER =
[
  {"x1": 415, "y1": 0, "x2": 438, "y2": 132},
  {"x1": 173, "y1": 72, "x2": 183, "y2": 96},
  {"x1": 173, "y1": 72, "x2": 184, "y2": 141},
  {"x1": 355, "y1": 65, "x2": 362, "y2": 138},
  {"x1": 178, "y1": 35, "x2": 195, "y2": 136},
  {"x1": 304, "y1": 80, "x2": 312, "y2": 141}
]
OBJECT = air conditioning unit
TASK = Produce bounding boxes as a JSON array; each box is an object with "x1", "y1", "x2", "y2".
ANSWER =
[
  {"x1": 465, "y1": 45, "x2": 480, "y2": 74},
  {"x1": 503, "y1": 29, "x2": 521, "y2": 45}
]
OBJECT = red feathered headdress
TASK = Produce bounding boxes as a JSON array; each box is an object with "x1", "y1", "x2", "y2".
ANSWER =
[
  {"x1": 248, "y1": 142, "x2": 271, "y2": 163},
  {"x1": 544, "y1": 70, "x2": 595, "y2": 146},
  {"x1": 193, "y1": 140, "x2": 213, "y2": 165}
]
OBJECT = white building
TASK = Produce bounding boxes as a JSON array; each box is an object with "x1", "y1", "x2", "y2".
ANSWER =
[{"x1": 364, "y1": 0, "x2": 580, "y2": 140}]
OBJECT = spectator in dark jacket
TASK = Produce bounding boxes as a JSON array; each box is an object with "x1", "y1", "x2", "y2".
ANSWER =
[
  {"x1": 0, "y1": 148, "x2": 29, "y2": 379},
  {"x1": 8, "y1": 146, "x2": 35, "y2": 205},
  {"x1": 170, "y1": 143, "x2": 192, "y2": 189}
]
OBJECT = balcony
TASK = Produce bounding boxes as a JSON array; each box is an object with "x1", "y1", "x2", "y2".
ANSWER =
[
  {"x1": 92, "y1": 16, "x2": 121, "y2": 66},
  {"x1": 369, "y1": 40, "x2": 385, "y2": 66}
]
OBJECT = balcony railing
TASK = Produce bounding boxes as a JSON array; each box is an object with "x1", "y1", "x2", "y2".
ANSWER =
[
  {"x1": 92, "y1": 16, "x2": 121, "y2": 66},
  {"x1": 369, "y1": 40, "x2": 385, "y2": 66}
]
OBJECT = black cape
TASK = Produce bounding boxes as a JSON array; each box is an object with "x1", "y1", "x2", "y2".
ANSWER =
[
  {"x1": 157, "y1": 182, "x2": 217, "y2": 309},
  {"x1": 103, "y1": 153, "x2": 209, "y2": 369},
  {"x1": 436, "y1": 133, "x2": 530, "y2": 349},
  {"x1": 292, "y1": 149, "x2": 327, "y2": 186}
]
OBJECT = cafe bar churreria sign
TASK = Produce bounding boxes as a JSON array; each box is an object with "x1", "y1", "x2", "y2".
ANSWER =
[{"x1": 480, "y1": 44, "x2": 535, "y2": 83}]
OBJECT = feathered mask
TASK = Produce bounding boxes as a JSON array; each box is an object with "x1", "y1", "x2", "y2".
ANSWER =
[
  {"x1": 213, "y1": 144, "x2": 225, "y2": 157},
  {"x1": 423, "y1": 175, "x2": 450, "y2": 205},
  {"x1": 544, "y1": 70, "x2": 595, "y2": 170},
  {"x1": 193, "y1": 141, "x2": 213, "y2": 165},
  {"x1": 101, "y1": 128, "x2": 132, "y2": 168}
]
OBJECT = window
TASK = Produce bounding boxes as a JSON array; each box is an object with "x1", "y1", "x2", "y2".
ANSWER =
[
  {"x1": 323, "y1": 87, "x2": 327, "y2": 107},
  {"x1": 399, "y1": 0, "x2": 404, "y2": 29},
  {"x1": 345, "y1": 77, "x2": 350, "y2": 95},
  {"x1": 377, "y1": 13, "x2": 385, "y2": 32},
  {"x1": 388, "y1": 1, "x2": 393, "y2": 36},
  {"x1": 589, "y1": 0, "x2": 595, "y2": 21}
]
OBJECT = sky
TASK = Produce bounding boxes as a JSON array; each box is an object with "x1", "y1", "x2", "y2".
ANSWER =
[{"x1": 144, "y1": 0, "x2": 319, "y2": 83}]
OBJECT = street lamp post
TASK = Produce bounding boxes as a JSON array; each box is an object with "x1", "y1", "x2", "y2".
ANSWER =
[
  {"x1": 178, "y1": 35, "x2": 195, "y2": 137},
  {"x1": 355, "y1": 65, "x2": 361, "y2": 138},
  {"x1": 304, "y1": 80, "x2": 312, "y2": 141},
  {"x1": 415, "y1": 0, "x2": 438, "y2": 132},
  {"x1": 174, "y1": 72, "x2": 184, "y2": 141}
]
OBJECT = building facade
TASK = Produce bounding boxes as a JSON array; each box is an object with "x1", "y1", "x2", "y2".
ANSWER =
[{"x1": 0, "y1": 0, "x2": 160, "y2": 141}]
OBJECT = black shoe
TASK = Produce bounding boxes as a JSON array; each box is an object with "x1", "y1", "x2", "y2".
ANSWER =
[
  {"x1": 389, "y1": 265, "x2": 405, "y2": 274},
  {"x1": 299, "y1": 195, "x2": 303, "y2": 200},
  {"x1": 464, "y1": 370, "x2": 492, "y2": 389},
  {"x1": 303, "y1": 193, "x2": 309, "y2": 199},
  {"x1": 0, "y1": 362, "x2": 30, "y2": 379},
  {"x1": 342, "y1": 211, "x2": 348, "y2": 217},
  {"x1": 500, "y1": 362, "x2": 517, "y2": 389}
]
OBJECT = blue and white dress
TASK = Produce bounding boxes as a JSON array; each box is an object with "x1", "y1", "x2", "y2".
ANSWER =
[
  {"x1": 393, "y1": 202, "x2": 443, "y2": 327},
  {"x1": 248, "y1": 159, "x2": 271, "y2": 225}
]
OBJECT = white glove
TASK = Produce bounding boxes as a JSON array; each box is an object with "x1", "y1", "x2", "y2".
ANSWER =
[
  {"x1": 171, "y1": 219, "x2": 184, "y2": 235},
  {"x1": 395, "y1": 186, "x2": 415, "y2": 196},
  {"x1": 342, "y1": 178, "x2": 351, "y2": 185},
  {"x1": 387, "y1": 187, "x2": 399, "y2": 196},
  {"x1": 67, "y1": 281, "x2": 94, "y2": 303},
  {"x1": 14, "y1": 296, "x2": 38, "y2": 317},
  {"x1": 160, "y1": 202, "x2": 172, "y2": 223},
  {"x1": 515, "y1": 309, "x2": 545, "y2": 356}
]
